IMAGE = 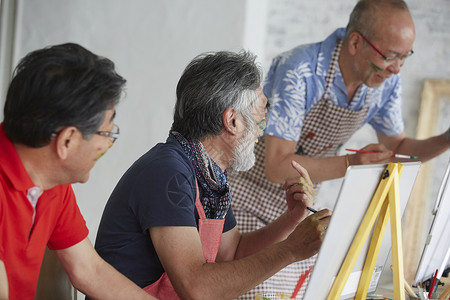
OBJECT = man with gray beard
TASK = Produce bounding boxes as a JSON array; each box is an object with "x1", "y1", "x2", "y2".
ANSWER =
[{"x1": 94, "y1": 50, "x2": 331, "y2": 299}]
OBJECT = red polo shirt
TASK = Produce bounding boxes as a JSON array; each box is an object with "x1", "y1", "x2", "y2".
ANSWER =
[{"x1": 0, "y1": 124, "x2": 89, "y2": 300}]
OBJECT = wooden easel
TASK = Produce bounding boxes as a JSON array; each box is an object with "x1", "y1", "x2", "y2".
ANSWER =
[{"x1": 326, "y1": 162, "x2": 406, "y2": 300}]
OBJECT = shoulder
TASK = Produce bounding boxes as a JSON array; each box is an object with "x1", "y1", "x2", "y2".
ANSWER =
[
  {"x1": 270, "y1": 42, "x2": 320, "y2": 73},
  {"x1": 128, "y1": 138, "x2": 194, "y2": 181},
  {"x1": 264, "y1": 42, "x2": 320, "y2": 98},
  {"x1": 114, "y1": 137, "x2": 196, "y2": 201},
  {"x1": 269, "y1": 28, "x2": 345, "y2": 73}
]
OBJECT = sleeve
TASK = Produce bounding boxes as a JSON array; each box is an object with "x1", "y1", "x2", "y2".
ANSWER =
[
  {"x1": 263, "y1": 55, "x2": 309, "y2": 142},
  {"x1": 129, "y1": 154, "x2": 198, "y2": 232},
  {"x1": 368, "y1": 76, "x2": 405, "y2": 136},
  {"x1": 48, "y1": 185, "x2": 89, "y2": 250},
  {"x1": 223, "y1": 206, "x2": 236, "y2": 233}
]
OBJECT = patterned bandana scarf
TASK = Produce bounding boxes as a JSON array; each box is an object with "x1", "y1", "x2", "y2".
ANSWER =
[{"x1": 170, "y1": 131, "x2": 231, "y2": 219}]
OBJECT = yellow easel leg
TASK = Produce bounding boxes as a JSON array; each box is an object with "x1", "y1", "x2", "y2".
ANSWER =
[
  {"x1": 354, "y1": 197, "x2": 391, "y2": 300},
  {"x1": 389, "y1": 164, "x2": 406, "y2": 300}
]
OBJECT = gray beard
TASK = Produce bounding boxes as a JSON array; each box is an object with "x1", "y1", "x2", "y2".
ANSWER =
[{"x1": 229, "y1": 133, "x2": 256, "y2": 172}]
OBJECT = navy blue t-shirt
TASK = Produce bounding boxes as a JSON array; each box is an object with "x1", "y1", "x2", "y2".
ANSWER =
[{"x1": 94, "y1": 136, "x2": 237, "y2": 288}]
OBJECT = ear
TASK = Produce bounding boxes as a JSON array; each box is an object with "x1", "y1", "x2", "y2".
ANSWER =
[
  {"x1": 347, "y1": 31, "x2": 362, "y2": 56},
  {"x1": 54, "y1": 126, "x2": 80, "y2": 160},
  {"x1": 222, "y1": 107, "x2": 239, "y2": 136}
]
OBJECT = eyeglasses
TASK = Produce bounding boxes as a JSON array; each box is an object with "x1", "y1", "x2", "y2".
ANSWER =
[
  {"x1": 51, "y1": 123, "x2": 120, "y2": 147},
  {"x1": 96, "y1": 124, "x2": 120, "y2": 147},
  {"x1": 256, "y1": 118, "x2": 266, "y2": 131},
  {"x1": 358, "y1": 32, "x2": 414, "y2": 63}
]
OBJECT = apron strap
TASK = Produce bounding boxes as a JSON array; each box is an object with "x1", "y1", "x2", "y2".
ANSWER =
[
  {"x1": 323, "y1": 39, "x2": 343, "y2": 100},
  {"x1": 194, "y1": 179, "x2": 207, "y2": 220}
]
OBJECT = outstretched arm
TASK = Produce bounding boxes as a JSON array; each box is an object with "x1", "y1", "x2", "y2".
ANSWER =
[
  {"x1": 377, "y1": 129, "x2": 450, "y2": 163},
  {"x1": 265, "y1": 135, "x2": 392, "y2": 184},
  {"x1": 150, "y1": 210, "x2": 330, "y2": 300},
  {"x1": 55, "y1": 238, "x2": 158, "y2": 300},
  {"x1": 150, "y1": 161, "x2": 331, "y2": 299}
]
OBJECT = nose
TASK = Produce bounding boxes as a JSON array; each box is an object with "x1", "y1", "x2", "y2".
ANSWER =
[{"x1": 386, "y1": 59, "x2": 403, "y2": 75}]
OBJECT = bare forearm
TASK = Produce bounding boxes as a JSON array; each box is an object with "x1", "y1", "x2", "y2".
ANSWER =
[
  {"x1": 160, "y1": 208, "x2": 330, "y2": 300},
  {"x1": 56, "y1": 239, "x2": 156, "y2": 300},
  {"x1": 266, "y1": 153, "x2": 347, "y2": 184},
  {"x1": 392, "y1": 134, "x2": 449, "y2": 162},
  {"x1": 72, "y1": 259, "x2": 155, "y2": 300},
  {"x1": 179, "y1": 241, "x2": 295, "y2": 300},
  {"x1": 179, "y1": 208, "x2": 331, "y2": 299},
  {"x1": 234, "y1": 211, "x2": 299, "y2": 259}
]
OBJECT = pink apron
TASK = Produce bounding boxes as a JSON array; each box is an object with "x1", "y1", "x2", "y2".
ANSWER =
[{"x1": 143, "y1": 182, "x2": 225, "y2": 299}]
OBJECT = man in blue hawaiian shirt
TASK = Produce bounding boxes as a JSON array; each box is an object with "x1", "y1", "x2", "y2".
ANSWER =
[{"x1": 229, "y1": 0, "x2": 450, "y2": 298}]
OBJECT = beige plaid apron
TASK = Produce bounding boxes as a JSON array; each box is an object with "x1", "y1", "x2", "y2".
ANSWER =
[{"x1": 229, "y1": 40, "x2": 370, "y2": 299}]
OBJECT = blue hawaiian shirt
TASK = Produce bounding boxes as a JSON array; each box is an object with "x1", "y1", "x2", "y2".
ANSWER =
[{"x1": 263, "y1": 28, "x2": 404, "y2": 142}]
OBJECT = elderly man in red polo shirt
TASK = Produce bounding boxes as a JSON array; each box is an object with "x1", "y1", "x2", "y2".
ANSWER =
[{"x1": 0, "y1": 43, "x2": 157, "y2": 300}]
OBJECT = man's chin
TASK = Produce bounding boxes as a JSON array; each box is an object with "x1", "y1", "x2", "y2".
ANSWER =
[
  {"x1": 367, "y1": 74, "x2": 388, "y2": 87},
  {"x1": 229, "y1": 137, "x2": 257, "y2": 173},
  {"x1": 77, "y1": 174, "x2": 90, "y2": 184},
  {"x1": 229, "y1": 156, "x2": 255, "y2": 173}
]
